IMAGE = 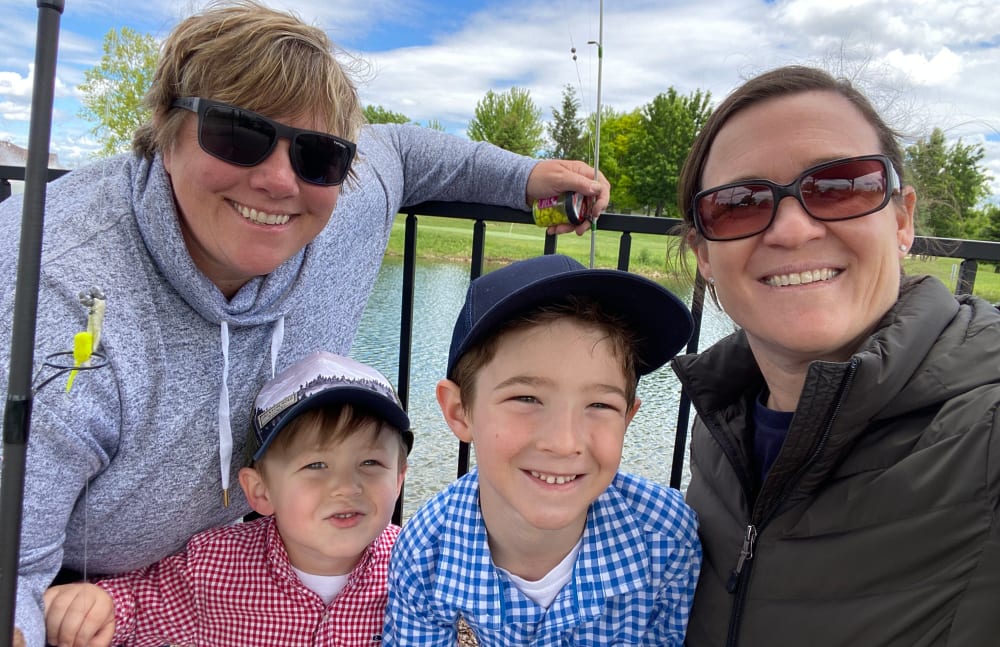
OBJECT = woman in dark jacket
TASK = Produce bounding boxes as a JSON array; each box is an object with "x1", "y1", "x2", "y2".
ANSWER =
[{"x1": 672, "y1": 65, "x2": 1000, "y2": 646}]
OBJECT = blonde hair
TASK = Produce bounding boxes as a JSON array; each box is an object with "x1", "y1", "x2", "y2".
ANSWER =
[{"x1": 133, "y1": 0, "x2": 363, "y2": 163}]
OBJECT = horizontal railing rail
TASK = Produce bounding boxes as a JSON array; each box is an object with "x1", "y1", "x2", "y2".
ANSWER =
[{"x1": 4, "y1": 165, "x2": 1000, "y2": 520}]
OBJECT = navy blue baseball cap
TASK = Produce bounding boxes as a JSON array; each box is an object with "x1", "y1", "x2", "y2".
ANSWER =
[
  {"x1": 252, "y1": 351, "x2": 412, "y2": 461},
  {"x1": 446, "y1": 254, "x2": 693, "y2": 379}
]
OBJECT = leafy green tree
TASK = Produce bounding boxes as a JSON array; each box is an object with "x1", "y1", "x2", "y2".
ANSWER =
[
  {"x1": 467, "y1": 87, "x2": 544, "y2": 157},
  {"x1": 363, "y1": 105, "x2": 446, "y2": 131},
  {"x1": 624, "y1": 88, "x2": 711, "y2": 217},
  {"x1": 976, "y1": 203, "x2": 1000, "y2": 243},
  {"x1": 905, "y1": 128, "x2": 992, "y2": 238},
  {"x1": 363, "y1": 104, "x2": 410, "y2": 125},
  {"x1": 584, "y1": 106, "x2": 643, "y2": 212},
  {"x1": 78, "y1": 26, "x2": 158, "y2": 157},
  {"x1": 547, "y1": 84, "x2": 588, "y2": 161},
  {"x1": 422, "y1": 118, "x2": 446, "y2": 132}
]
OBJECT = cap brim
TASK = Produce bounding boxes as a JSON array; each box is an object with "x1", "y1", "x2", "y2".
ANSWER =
[
  {"x1": 253, "y1": 386, "x2": 413, "y2": 461},
  {"x1": 448, "y1": 269, "x2": 692, "y2": 378}
]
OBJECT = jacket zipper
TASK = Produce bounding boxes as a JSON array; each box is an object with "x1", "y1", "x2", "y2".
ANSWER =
[{"x1": 722, "y1": 358, "x2": 859, "y2": 647}]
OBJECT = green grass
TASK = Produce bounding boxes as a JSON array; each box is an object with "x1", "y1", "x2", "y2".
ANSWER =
[
  {"x1": 905, "y1": 254, "x2": 1000, "y2": 303},
  {"x1": 386, "y1": 215, "x2": 691, "y2": 283},
  {"x1": 385, "y1": 214, "x2": 1000, "y2": 303}
]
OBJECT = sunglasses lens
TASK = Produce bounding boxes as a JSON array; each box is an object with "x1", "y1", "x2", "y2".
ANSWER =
[
  {"x1": 697, "y1": 183, "x2": 775, "y2": 241},
  {"x1": 292, "y1": 133, "x2": 353, "y2": 186},
  {"x1": 200, "y1": 106, "x2": 275, "y2": 166},
  {"x1": 696, "y1": 157, "x2": 892, "y2": 241},
  {"x1": 801, "y1": 158, "x2": 888, "y2": 219}
]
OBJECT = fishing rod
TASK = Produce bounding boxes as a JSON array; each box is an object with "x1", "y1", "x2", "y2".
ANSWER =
[
  {"x1": 587, "y1": 0, "x2": 603, "y2": 268},
  {"x1": 1, "y1": 2, "x2": 66, "y2": 644},
  {"x1": 531, "y1": 0, "x2": 605, "y2": 269}
]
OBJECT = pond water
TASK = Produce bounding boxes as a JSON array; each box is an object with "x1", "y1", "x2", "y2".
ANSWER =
[{"x1": 351, "y1": 255, "x2": 738, "y2": 520}]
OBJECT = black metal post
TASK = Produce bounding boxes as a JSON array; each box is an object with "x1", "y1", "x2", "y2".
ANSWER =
[
  {"x1": 956, "y1": 258, "x2": 978, "y2": 295},
  {"x1": 456, "y1": 220, "x2": 487, "y2": 478},
  {"x1": 392, "y1": 213, "x2": 419, "y2": 526},
  {"x1": 670, "y1": 272, "x2": 706, "y2": 490},
  {"x1": 1, "y1": 2, "x2": 64, "y2": 644}
]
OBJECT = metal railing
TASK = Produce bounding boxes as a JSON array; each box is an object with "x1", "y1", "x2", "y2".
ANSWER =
[{"x1": 4, "y1": 167, "x2": 1000, "y2": 502}]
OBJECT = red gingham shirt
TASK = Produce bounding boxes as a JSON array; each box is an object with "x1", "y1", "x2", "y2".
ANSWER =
[{"x1": 97, "y1": 516, "x2": 400, "y2": 646}]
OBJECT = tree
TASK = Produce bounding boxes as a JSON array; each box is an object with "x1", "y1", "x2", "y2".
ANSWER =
[
  {"x1": 623, "y1": 88, "x2": 711, "y2": 217},
  {"x1": 422, "y1": 118, "x2": 446, "y2": 132},
  {"x1": 547, "y1": 84, "x2": 588, "y2": 161},
  {"x1": 363, "y1": 104, "x2": 410, "y2": 125},
  {"x1": 584, "y1": 106, "x2": 643, "y2": 212},
  {"x1": 78, "y1": 26, "x2": 159, "y2": 158},
  {"x1": 905, "y1": 129, "x2": 992, "y2": 239},
  {"x1": 976, "y1": 203, "x2": 1000, "y2": 243},
  {"x1": 467, "y1": 87, "x2": 544, "y2": 157}
]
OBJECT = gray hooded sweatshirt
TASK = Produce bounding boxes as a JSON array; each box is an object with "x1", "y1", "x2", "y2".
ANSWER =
[{"x1": 0, "y1": 123, "x2": 536, "y2": 647}]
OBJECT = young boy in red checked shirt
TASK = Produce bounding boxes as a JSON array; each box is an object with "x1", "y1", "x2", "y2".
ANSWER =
[{"x1": 42, "y1": 351, "x2": 412, "y2": 647}]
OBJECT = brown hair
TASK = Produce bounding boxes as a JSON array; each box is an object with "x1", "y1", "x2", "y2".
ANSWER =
[
  {"x1": 247, "y1": 404, "x2": 408, "y2": 471},
  {"x1": 133, "y1": 0, "x2": 363, "y2": 172},
  {"x1": 675, "y1": 65, "x2": 906, "y2": 267},
  {"x1": 450, "y1": 296, "x2": 640, "y2": 409}
]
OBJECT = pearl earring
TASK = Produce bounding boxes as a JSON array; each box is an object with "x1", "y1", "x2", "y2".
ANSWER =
[
  {"x1": 707, "y1": 277, "x2": 716, "y2": 286},
  {"x1": 899, "y1": 244, "x2": 908, "y2": 253}
]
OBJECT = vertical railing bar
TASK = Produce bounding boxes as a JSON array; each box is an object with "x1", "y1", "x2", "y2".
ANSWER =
[
  {"x1": 543, "y1": 231, "x2": 558, "y2": 255},
  {"x1": 456, "y1": 219, "x2": 487, "y2": 478},
  {"x1": 616, "y1": 231, "x2": 632, "y2": 271},
  {"x1": 670, "y1": 271, "x2": 707, "y2": 490},
  {"x1": 957, "y1": 259, "x2": 977, "y2": 295},
  {"x1": 392, "y1": 212, "x2": 419, "y2": 525}
]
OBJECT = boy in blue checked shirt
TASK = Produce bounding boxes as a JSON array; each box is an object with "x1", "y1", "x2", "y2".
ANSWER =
[{"x1": 384, "y1": 254, "x2": 702, "y2": 646}]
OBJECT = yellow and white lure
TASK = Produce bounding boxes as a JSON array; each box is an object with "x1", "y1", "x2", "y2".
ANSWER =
[
  {"x1": 64, "y1": 331, "x2": 93, "y2": 392},
  {"x1": 66, "y1": 287, "x2": 106, "y2": 393}
]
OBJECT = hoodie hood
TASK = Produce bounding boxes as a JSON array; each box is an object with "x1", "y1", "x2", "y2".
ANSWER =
[{"x1": 130, "y1": 153, "x2": 297, "y2": 327}]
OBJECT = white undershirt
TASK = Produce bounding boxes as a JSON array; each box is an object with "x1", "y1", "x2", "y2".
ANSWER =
[
  {"x1": 497, "y1": 539, "x2": 582, "y2": 608},
  {"x1": 292, "y1": 566, "x2": 348, "y2": 605}
]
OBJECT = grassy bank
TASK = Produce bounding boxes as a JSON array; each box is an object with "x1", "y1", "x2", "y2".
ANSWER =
[{"x1": 385, "y1": 214, "x2": 1000, "y2": 303}]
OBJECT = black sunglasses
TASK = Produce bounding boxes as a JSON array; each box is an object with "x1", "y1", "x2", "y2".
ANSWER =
[
  {"x1": 693, "y1": 155, "x2": 901, "y2": 241},
  {"x1": 171, "y1": 97, "x2": 356, "y2": 186}
]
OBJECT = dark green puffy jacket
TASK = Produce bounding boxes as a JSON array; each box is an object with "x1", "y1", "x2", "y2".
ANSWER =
[{"x1": 673, "y1": 275, "x2": 1000, "y2": 647}]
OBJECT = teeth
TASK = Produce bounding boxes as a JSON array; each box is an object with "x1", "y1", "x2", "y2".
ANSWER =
[
  {"x1": 530, "y1": 470, "x2": 577, "y2": 485},
  {"x1": 765, "y1": 268, "x2": 840, "y2": 287},
  {"x1": 332, "y1": 513, "x2": 357, "y2": 519},
  {"x1": 233, "y1": 201, "x2": 290, "y2": 225}
]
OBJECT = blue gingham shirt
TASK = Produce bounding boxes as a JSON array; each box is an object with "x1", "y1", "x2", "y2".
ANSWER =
[{"x1": 384, "y1": 469, "x2": 701, "y2": 646}]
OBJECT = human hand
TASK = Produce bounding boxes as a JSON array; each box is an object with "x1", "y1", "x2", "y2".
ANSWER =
[
  {"x1": 13, "y1": 627, "x2": 26, "y2": 647},
  {"x1": 43, "y1": 583, "x2": 116, "y2": 647},
  {"x1": 525, "y1": 160, "x2": 610, "y2": 235}
]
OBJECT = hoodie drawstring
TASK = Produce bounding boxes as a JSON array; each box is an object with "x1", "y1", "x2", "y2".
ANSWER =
[
  {"x1": 219, "y1": 321, "x2": 232, "y2": 507},
  {"x1": 218, "y1": 317, "x2": 285, "y2": 507}
]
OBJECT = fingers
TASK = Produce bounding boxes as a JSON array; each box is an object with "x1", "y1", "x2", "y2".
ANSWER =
[
  {"x1": 44, "y1": 584, "x2": 115, "y2": 647},
  {"x1": 527, "y1": 159, "x2": 610, "y2": 224},
  {"x1": 554, "y1": 161, "x2": 609, "y2": 220},
  {"x1": 545, "y1": 219, "x2": 592, "y2": 236}
]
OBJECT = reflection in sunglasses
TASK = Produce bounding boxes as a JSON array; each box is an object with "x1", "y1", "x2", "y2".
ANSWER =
[{"x1": 693, "y1": 155, "x2": 899, "y2": 241}]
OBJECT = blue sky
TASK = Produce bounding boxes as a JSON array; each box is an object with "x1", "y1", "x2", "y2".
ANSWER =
[{"x1": 2, "y1": 0, "x2": 999, "y2": 199}]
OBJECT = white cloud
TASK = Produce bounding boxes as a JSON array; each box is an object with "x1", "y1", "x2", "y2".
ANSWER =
[
  {"x1": 0, "y1": 100, "x2": 31, "y2": 123},
  {"x1": 0, "y1": 70, "x2": 33, "y2": 100},
  {"x1": 884, "y1": 47, "x2": 963, "y2": 86}
]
